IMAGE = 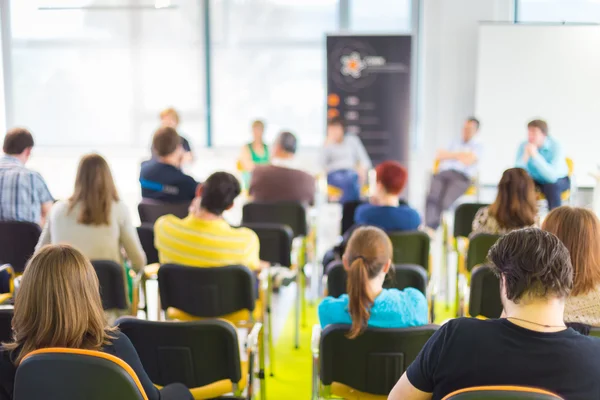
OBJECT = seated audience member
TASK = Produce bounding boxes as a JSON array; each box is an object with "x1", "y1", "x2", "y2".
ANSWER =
[
  {"x1": 158, "y1": 107, "x2": 193, "y2": 164},
  {"x1": 140, "y1": 126, "x2": 198, "y2": 203},
  {"x1": 471, "y1": 168, "x2": 537, "y2": 236},
  {"x1": 0, "y1": 245, "x2": 193, "y2": 400},
  {"x1": 389, "y1": 228, "x2": 600, "y2": 400},
  {"x1": 322, "y1": 117, "x2": 372, "y2": 203},
  {"x1": 425, "y1": 117, "x2": 482, "y2": 230},
  {"x1": 249, "y1": 131, "x2": 315, "y2": 204},
  {"x1": 318, "y1": 226, "x2": 428, "y2": 337},
  {"x1": 36, "y1": 154, "x2": 146, "y2": 285},
  {"x1": 543, "y1": 206, "x2": 600, "y2": 327},
  {"x1": 155, "y1": 172, "x2": 262, "y2": 270},
  {"x1": 354, "y1": 161, "x2": 420, "y2": 232},
  {"x1": 516, "y1": 119, "x2": 569, "y2": 210},
  {"x1": 0, "y1": 128, "x2": 53, "y2": 226}
]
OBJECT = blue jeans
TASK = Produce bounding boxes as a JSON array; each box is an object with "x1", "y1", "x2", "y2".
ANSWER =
[
  {"x1": 328, "y1": 170, "x2": 360, "y2": 203},
  {"x1": 535, "y1": 176, "x2": 571, "y2": 210}
]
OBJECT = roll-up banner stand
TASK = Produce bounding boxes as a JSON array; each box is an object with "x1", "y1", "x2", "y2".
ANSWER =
[{"x1": 326, "y1": 35, "x2": 412, "y2": 168}]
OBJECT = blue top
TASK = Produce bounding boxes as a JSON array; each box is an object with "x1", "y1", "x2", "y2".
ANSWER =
[
  {"x1": 318, "y1": 288, "x2": 428, "y2": 329},
  {"x1": 139, "y1": 159, "x2": 198, "y2": 203},
  {"x1": 515, "y1": 137, "x2": 568, "y2": 184},
  {"x1": 439, "y1": 138, "x2": 484, "y2": 179},
  {"x1": 354, "y1": 203, "x2": 421, "y2": 232}
]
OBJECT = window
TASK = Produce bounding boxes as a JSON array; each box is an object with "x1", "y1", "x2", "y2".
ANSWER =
[
  {"x1": 350, "y1": 0, "x2": 412, "y2": 32},
  {"x1": 518, "y1": 0, "x2": 600, "y2": 23}
]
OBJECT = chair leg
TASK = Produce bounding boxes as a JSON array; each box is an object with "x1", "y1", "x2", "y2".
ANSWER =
[
  {"x1": 259, "y1": 328, "x2": 266, "y2": 400},
  {"x1": 295, "y1": 268, "x2": 301, "y2": 349},
  {"x1": 267, "y1": 275, "x2": 275, "y2": 377},
  {"x1": 301, "y1": 268, "x2": 307, "y2": 328}
]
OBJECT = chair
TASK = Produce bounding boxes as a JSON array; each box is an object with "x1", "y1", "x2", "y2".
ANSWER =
[
  {"x1": 0, "y1": 306, "x2": 13, "y2": 343},
  {"x1": 443, "y1": 386, "x2": 563, "y2": 399},
  {"x1": 0, "y1": 221, "x2": 41, "y2": 295},
  {"x1": 468, "y1": 264, "x2": 502, "y2": 319},
  {"x1": 341, "y1": 201, "x2": 366, "y2": 235},
  {"x1": 387, "y1": 231, "x2": 430, "y2": 271},
  {"x1": 117, "y1": 317, "x2": 263, "y2": 400},
  {"x1": 326, "y1": 263, "x2": 427, "y2": 298},
  {"x1": 91, "y1": 260, "x2": 138, "y2": 315},
  {"x1": 137, "y1": 224, "x2": 159, "y2": 265},
  {"x1": 313, "y1": 324, "x2": 439, "y2": 399},
  {"x1": 242, "y1": 202, "x2": 309, "y2": 349},
  {"x1": 590, "y1": 327, "x2": 600, "y2": 338},
  {"x1": 137, "y1": 199, "x2": 190, "y2": 224},
  {"x1": 157, "y1": 264, "x2": 267, "y2": 387},
  {"x1": 14, "y1": 348, "x2": 148, "y2": 400}
]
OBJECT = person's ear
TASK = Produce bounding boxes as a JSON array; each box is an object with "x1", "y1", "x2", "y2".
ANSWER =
[
  {"x1": 195, "y1": 184, "x2": 203, "y2": 198},
  {"x1": 382, "y1": 259, "x2": 392, "y2": 274}
]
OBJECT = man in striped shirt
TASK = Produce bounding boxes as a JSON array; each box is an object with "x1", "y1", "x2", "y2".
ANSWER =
[
  {"x1": 0, "y1": 128, "x2": 54, "y2": 226},
  {"x1": 154, "y1": 171, "x2": 262, "y2": 270}
]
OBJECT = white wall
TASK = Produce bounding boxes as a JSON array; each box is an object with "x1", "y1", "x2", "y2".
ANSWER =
[{"x1": 408, "y1": 0, "x2": 514, "y2": 210}]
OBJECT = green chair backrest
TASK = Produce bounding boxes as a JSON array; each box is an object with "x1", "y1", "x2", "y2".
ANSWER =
[
  {"x1": 454, "y1": 203, "x2": 489, "y2": 239},
  {"x1": 466, "y1": 234, "x2": 501, "y2": 273},
  {"x1": 388, "y1": 231, "x2": 430, "y2": 272}
]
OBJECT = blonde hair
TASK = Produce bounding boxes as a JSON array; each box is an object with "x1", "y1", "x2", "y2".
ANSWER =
[
  {"x1": 68, "y1": 154, "x2": 119, "y2": 225},
  {"x1": 542, "y1": 207, "x2": 600, "y2": 296},
  {"x1": 160, "y1": 107, "x2": 180, "y2": 124},
  {"x1": 251, "y1": 120, "x2": 265, "y2": 130},
  {"x1": 3, "y1": 245, "x2": 115, "y2": 365}
]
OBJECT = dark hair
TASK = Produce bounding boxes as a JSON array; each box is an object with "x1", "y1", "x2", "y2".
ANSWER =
[
  {"x1": 466, "y1": 117, "x2": 480, "y2": 130},
  {"x1": 375, "y1": 161, "x2": 408, "y2": 195},
  {"x1": 344, "y1": 226, "x2": 393, "y2": 339},
  {"x1": 327, "y1": 116, "x2": 345, "y2": 129},
  {"x1": 542, "y1": 207, "x2": 600, "y2": 296},
  {"x1": 200, "y1": 172, "x2": 241, "y2": 216},
  {"x1": 3, "y1": 128, "x2": 34, "y2": 155},
  {"x1": 489, "y1": 168, "x2": 537, "y2": 229},
  {"x1": 278, "y1": 131, "x2": 297, "y2": 154},
  {"x1": 488, "y1": 228, "x2": 573, "y2": 303},
  {"x1": 528, "y1": 119, "x2": 548, "y2": 135},
  {"x1": 152, "y1": 127, "x2": 181, "y2": 157}
]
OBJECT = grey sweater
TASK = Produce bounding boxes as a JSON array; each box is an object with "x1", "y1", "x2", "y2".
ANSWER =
[
  {"x1": 36, "y1": 200, "x2": 146, "y2": 271},
  {"x1": 322, "y1": 134, "x2": 372, "y2": 173}
]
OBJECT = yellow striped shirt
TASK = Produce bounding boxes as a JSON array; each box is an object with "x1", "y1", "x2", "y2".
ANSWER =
[{"x1": 154, "y1": 215, "x2": 260, "y2": 270}]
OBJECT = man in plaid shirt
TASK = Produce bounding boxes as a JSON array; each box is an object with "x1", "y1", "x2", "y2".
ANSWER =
[{"x1": 0, "y1": 128, "x2": 54, "y2": 226}]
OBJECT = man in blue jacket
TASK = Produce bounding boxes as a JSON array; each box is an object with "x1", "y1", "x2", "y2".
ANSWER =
[{"x1": 516, "y1": 119, "x2": 569, "y2": 210}]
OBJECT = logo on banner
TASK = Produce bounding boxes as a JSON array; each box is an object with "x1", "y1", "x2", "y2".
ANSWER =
[{"x1": 340, "y1": 52, "x2": 386, "y2": 79}]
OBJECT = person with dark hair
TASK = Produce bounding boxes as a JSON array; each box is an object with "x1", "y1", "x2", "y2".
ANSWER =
[
  {"x1": 159, "y1": 107, "x2": 194, "y2": 164},
  {"x1": 0, "y1": 128, "x2": 54, "y2": 226},
  {"x1": 139, "y1": 126, "x2": 198, "y2": 203},
  {"x1": 354, "y1": 161, "x2": 420, "y2": 231},
  {"x1": 154, "y1": 172, "x2": 263, "y2": 270},
  {"x1": 389, "y1": 228, "x2": 600, "y2": 400},
  {"x1": 318, "y1": 226, "x2": 427, "y2": 338},
  {"x1": 322, "y1": 117, "x2": 372, "y2": 203},
  {"x1": 249, "y1": 131, "x2": 315, "y2": 204},
  {"x1": 471, "y1": 168, "x2": 538, "y2": 236},
  {"x1": 516, "y1": 119, "x2": 569, "y2": 210},
  {"x1": 425, "y1": 117, "x2": 482, "y2": 230}
]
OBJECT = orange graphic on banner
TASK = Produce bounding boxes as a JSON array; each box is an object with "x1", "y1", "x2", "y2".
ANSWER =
[
  {"x1": 327, "y1": 94, "x2": 340, "y2": 107},
  {"x1": 327, "y1": 109, "x2": 340, "y2": 118}
]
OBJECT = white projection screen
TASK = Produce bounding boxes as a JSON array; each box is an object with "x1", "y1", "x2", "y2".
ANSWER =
[{"x1": 475, "y1": 24, "x2": 600, "y2": 187}]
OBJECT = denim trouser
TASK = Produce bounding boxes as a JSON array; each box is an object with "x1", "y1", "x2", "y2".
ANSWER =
[{"x1": 328, "y1": 169, "x2": 360, "y2": 203}]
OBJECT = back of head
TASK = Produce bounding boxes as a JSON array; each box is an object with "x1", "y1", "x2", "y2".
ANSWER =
[
  {"x1": 489, "y1": 168, "x2": 537, "y2": 229},
  {"x1": 277, "y1": 131, "x2": 297, "y2": 155},
  {"x1": 375, "y1": 161, "x2": 408, "y2": 196},
  {"x1": 488, "y1": 228, "x2": 572, "y2": 304},
  {"x1": 152, "y1": 126, "x2": 181, "y2": 157},
  {"x1": 5, "y1": 245, "x2": 113, "y2": 365},
  {"x1": 3, "y1": 128, "x2": 34, "y2": 156},
  {"x1": 542, "y1": 207, "x2": 600, "y2": 296},
  {"x1": 69, "y1": 154, "x2": 119, "y2": 225},
  {"x1": 200, "y1": 172, "x2": 241, "y2": 216},
  {"x1": 344, "y1": 226, "x2": 393, "y2": 339}
]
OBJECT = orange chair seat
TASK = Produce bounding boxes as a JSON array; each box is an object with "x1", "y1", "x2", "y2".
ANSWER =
[{"x1": 166, "y1": 300, "x2": 263, "y2": 325}]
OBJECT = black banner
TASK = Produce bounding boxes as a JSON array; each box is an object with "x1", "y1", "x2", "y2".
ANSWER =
[{"x1": 326, "y1": 35, "x2": 412, "y2": 167}]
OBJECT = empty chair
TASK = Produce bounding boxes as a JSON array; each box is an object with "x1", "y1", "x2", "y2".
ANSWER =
[
  {"x1": 341, "y1": 200, "x2": 366, "y2": 235},
  {"x1": 14, "y1": 348, "x2": 148, "y2": 400},
  {"x1": 387, "y1": 231, "x2": 430, "y2": 271},
  {"x1": 443, "y1": 386, "x2": 563, "y2": 399},
  {"x1": 138, "y1": 200, "x2": 190, "y2": 225},
  {"x1": 91, "y1": 260, "x2": 136, "y2": 314},
  {"x1": 454, "y1": 203, "x2": 489, "y2": 240},
  {"x1": 466, "y1": 234, "x2": 501, "y2": 273},
  {"x1": 0, "y1": 221, "x2": 41, "y2": 275},
  {"x1": 242, "y1": 202, "x2": 307, "y2": 238},
  {"x1": 469, "y1": 264, "x2": 502, "y2": 319},
  {"x1": 0, "y1": 306, "x2": 13, "y2": 343},
  {"x1": 242, "y1": 223, "x2": 293, "y2": 268},
  {"x1": 117, "y1": 318, "x2": 263, "y2": 400},
  {"x1": 326, "y1": 263, "x2": 427, "y2": 298},
  {"x1": 137, "y1": 224, "x2": 159, "y2": 265},
  {"x1": 314, "y1": 324, "x2": 439, "y2": 399}
]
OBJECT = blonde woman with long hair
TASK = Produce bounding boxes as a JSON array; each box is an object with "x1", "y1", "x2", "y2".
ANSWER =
[{"x1": 0, "y1": 245, "x2": 192, "y2": 399}]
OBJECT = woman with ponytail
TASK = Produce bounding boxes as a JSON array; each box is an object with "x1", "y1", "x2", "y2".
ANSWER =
[{"x1": 318, "y1": 226, "x2": 428, "y2": 338}]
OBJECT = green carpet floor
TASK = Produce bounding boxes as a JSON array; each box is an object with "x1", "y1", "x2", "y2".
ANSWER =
[{"x1": 265, "y1": 303, "x2": 318, "y2": 400}]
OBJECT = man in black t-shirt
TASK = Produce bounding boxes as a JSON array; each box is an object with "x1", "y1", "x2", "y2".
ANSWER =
[
  {"x1": 389, "y1": 228, "x2": 600, "y2": 400},
  {"x1": 140, "y1": 126, "x2": 198, "y2": 203}
]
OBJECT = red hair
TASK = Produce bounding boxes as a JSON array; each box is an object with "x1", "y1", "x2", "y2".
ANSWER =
[{"x1": 375, "y1": 161, "x2": 408, "y2": 195}]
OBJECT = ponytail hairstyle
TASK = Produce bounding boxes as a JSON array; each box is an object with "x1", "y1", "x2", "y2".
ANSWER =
[{"x1": 344, "y1": 226, "x2": 393, "y2": 339}]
